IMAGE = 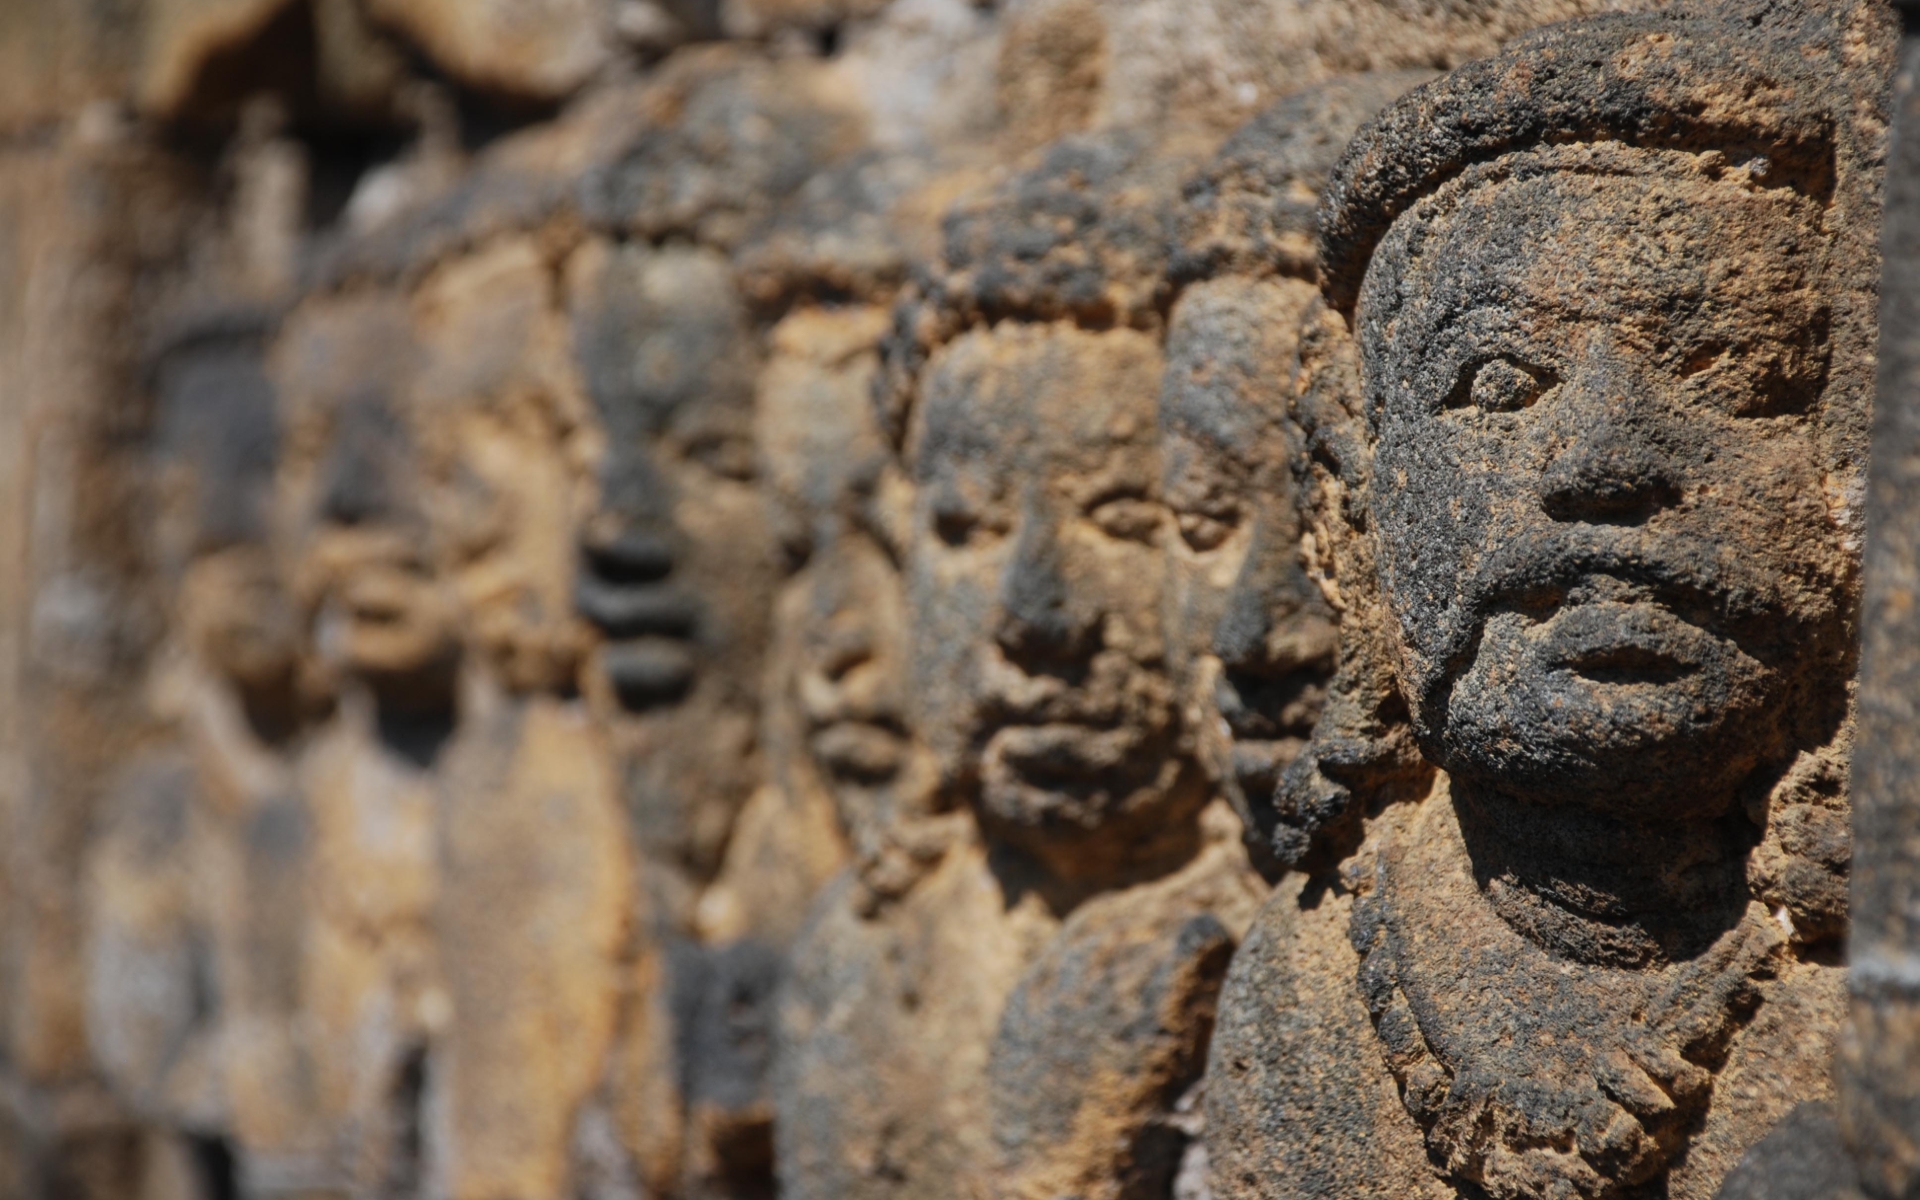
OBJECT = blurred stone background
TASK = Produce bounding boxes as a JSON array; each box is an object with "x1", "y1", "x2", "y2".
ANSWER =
[{"x1": 0, "y1": 1, "x2": 1680, "y2": 1197}]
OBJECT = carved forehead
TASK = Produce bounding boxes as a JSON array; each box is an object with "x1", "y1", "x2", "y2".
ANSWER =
[
  {"x1": 909, "y1": 327, "x2": 1161, "y2": 485},
  {"x1": 1361, "y1": 144, "x2": 1831, "y2": 347},
  {"x1": 1158, "y1": 283, "x2": 1287, "y2": 467},
  {"x1": 1317, "y1": 7, "x2": 1840, "y2": 317}
]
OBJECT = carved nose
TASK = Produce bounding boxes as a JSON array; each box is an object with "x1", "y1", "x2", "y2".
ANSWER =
[
  {"x1": 1213, "y1": 525, "x2": 1279, "y2": 671},
  {"x1": 817, "y1": 620, "x2": 874, "y2": 683},
  {"x1": 319, "y1": 398, "x2": 407, "y2": 526},
  {"x1": 1538, "y1": 372, "x2": 1680, "y2": 524},
  {"x1": 596, "y1": 440, "x2": 675, "y2": 526},
  {"x1": 997, "y1": 507, "x2": 1092, "y2": 661}
]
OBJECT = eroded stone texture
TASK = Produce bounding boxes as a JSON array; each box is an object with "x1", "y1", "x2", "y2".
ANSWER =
[
  {"x1": 1209, "y1": 4, "x2": 1895, "y2": 1199},
  {"x1": 1168, "y1": 70, "x2": 1437, "y2": 286},
  {"x1": 1159, "y1": 276, "x2": 1337, "y2": 880},
  {"x1": 777, "y1": 837, "x2": 1061, "y2": 1200},
  {"x1": 362, "y1": 0, "x2": 615, "y2": 101},
  {"x1": 1838, "y1": 15, "x2": 1920, "y2": 1199},
  {"x1": 20, "y1": 0, "x2": 1918, "y2": 1197},
  {"x1": 577, "y1": 47, "x2": 870, "y2": 250},
  {"x1": 988, "y1": 835, "x2": 1265, "y2": 1200}
]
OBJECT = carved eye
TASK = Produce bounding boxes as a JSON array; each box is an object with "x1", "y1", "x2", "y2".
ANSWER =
[
  {"x1": 1090, "y1": 496, "x2": 1162, "y2": 543},
  {"x1": 685, "y1": 432, "x2": 757, "y2": 481},
  {"x1": 934, "y1": 506, "x2": 978, "y2": 547},
  {"x1": 1451, "y1": 358, "x2": 1554, "y2": 414},
  {"x1": 933, "y1": 500, "x2": 1004, "y2": 548},
  {"x1": 1176, "y1": 507, "x2": 1241, "y2": 552}
]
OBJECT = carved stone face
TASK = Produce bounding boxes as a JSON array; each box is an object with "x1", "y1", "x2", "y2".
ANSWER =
[
  {"x1": 791, "y1": 529, "x2": 913, "y2": 795},
  {"x1": 293, "y1": 396, "x2": 457, "y2": 703},
  {"x1": 1360, "y1": 145, "x2": 1850, "y2": 819},
  {"x1": 568, "y1": 241, "x2": 772, "y2": 716},
  {"x1": 425, "y1": 404, "x2": 591, "y2": 695},
  {"x1": 275, "y1": 296, "x2": 456, "y2": 713},
  {"x1": 1160, "y1": 279, "x2": 1335, "y2": 818},
  {"x1": 755, "y1": 307, "x2": 911, "y2": 803},
  {"x1": 567, "y1": 240, "x2": 778, "y2": 875},
  {"x1": 907, "y1": 324, "x2": 1200, "y2": 878},
  {"x1": 151, "y1": 324, "x2": 300, "y2": 697},
  {"x1": 410, "y1": 239, "x2": 594, "y2": 697}
]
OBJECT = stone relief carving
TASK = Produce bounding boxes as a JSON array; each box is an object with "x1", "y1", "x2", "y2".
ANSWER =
[
  {"x1": 1208, "y1": 4, "x2": 1895, "y2": 1199},
  {"x1": 15, "y1": 1, "x2": 1915, "y2": 1197}
]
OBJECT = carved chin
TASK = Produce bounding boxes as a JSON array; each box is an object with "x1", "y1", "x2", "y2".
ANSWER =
[
  {"x1": 972, "y1": 721, "x2": 1199, "y2": 878},
  {"x1": 979, "y1": 722, "x2": 1158, "y2": 822},
  {"x1": 1432, "y1": 603, "x2": 1779, "y2": 816}
]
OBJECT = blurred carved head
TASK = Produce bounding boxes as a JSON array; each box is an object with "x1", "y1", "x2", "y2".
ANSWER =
[
  {"x1": 410, "y1": 239, "x2": 597, "y2": 697},
  {"x1": 905, "y1": 323, "x2": 1204, "y2": 882},
  {"x1": 275, "y1": 294, "x2": 457, "y2": 716},
  {"x1": 566, "y1": 239, "x2": 780, "y2": 875},
  {"x1": 149, "y1": 309, "x2": 302, "y2": 701},
  {"x1": 1159, "y1": 278, "x2": 1336, "y2": 854},
  {"x1": 755, "y1": 306, "x2": 925, "y2": 859}
]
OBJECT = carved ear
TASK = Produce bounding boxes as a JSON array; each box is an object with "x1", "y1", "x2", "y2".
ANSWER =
[{"x1": 1244, "y1": 299, "x2": 1430, "y2": 879}]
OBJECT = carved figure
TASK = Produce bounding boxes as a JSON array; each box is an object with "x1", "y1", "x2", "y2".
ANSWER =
[
  {"x1": 566, "y1": 237, "x2": 779, "y2": 896},
  {"x1": 264, "y1": 291, "x2": 444, "y2": 1195},
  {"x1": 405, "y1": 237, "x2": 634, "y2": 1200},
  {"x1": 1206, "y1": 5, "x2": 1895, "y2": 1199},
  {"x1": 85, "y1": 307, "x2": 290, "y2": 1167},
  {"x1": 1159, "y1": 278, "x2": 1336, "y2": 877}
]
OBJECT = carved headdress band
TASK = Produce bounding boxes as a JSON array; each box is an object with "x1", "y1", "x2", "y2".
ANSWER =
[{"x1": 1316, "y1": 2, "x2": 1843, "y2": 317}]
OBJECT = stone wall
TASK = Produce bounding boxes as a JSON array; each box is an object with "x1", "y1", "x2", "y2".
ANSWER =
[{"x1": 0, "y1": 1, "x2": 1906, "y2": 1198}]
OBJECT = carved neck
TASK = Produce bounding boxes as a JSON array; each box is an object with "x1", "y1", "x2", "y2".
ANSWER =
[{"x1": 1449, "y1": 780, "x2": 1749, "y2": 969}]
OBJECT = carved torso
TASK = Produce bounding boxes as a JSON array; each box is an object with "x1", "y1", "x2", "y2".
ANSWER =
[{"x1": 1352, "y1": 779, "x2": 1792, "y2": 1199}]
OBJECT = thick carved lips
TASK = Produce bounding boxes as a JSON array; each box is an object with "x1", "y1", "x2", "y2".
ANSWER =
[
  {"x1": 1538, "y1": 599, "x2": 1711, "y2": 684},
  {"x1": 598, "y1": 638, "x2": 695, "y2": 709},
  {"x1": 1215, "y1": 669, "x2": 1320, "y2": 802},
  {"x1": 977, "y1": 720, "x2": 1170, "y2": 836},
  {"x1": 809, "y1": 721, "x2": 907, "y2": 784},
  {"x1": 988, "y1": 723, "x2": 1140, "y2": 778},
  {"x1": 1422, "y1": 526, "x2": 1821, "y2": 715},
  {"x1": 577, "y1": 528, "x2": 701, "y2": 711},
  {"x1": 574, "y1": 578, "x2": 700, "y2": 638},
  {"x1": 325, "y1": 562, "x2": 448, "y2": 676}
]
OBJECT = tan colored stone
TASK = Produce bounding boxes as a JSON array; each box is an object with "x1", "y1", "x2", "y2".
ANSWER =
[
  {"x1": 436, "y1": 696, "x2": 632, "y2": 1200},
  {"x1": 138, "y1": 0, "x2": 288, "y2": 117},
  {"x1": 777, "y1": 836, "x2": 1061, "y2": 1200},
  {"x1": 364, "y1": 0, "x2": 614, "y2": 101},
  {"x1": 989, "y1": 832, "x2": 1267, "y2": 1200}
]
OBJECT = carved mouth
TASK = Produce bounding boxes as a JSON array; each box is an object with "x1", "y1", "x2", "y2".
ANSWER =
[
  {"x1": 809, "y1": 720, "x2": 907, "y2": 784},
  {"x1": 576, "y1": 528, "x2": 701, "y2": 712},
  {"x1": 325, "y1": 567, "x2": 449, "y2": 676},
  {"x1": 983, "y1": 722, "x2": 1143, "y2": 784},
  {"x1": 574, "y1": 579, "x2": 699, "y2": 639},
  {"x1": 600, "y1": 638, "x2": 696, "y2": 710},
  {"x1": 1538, "y1": 599, "x2": 1711, "y2": 685},
  {"x1": 1459, "y1": 528, "x2": 1792, "y2": 656},
  {"x1": 1214, "y1": 668, "x2": 1322, "y2": 799},
  {"x1": 343, "y1": 574, "x2": 422, "y2": 626}
]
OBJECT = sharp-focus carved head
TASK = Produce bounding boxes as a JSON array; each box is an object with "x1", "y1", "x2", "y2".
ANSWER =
[
  {"x1": 1363, "y1": 141, "x2": 1849, "y2": 819},
  {"x1": 1275, "y1": 2, "x2": 1878, "y2": 863},
  {"x1": 1159, "y1": 278, "x2": 1336, "y2": 852},
  {"x1": 906, "y1": 323, "x2": 1205, "y2": 882}
]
